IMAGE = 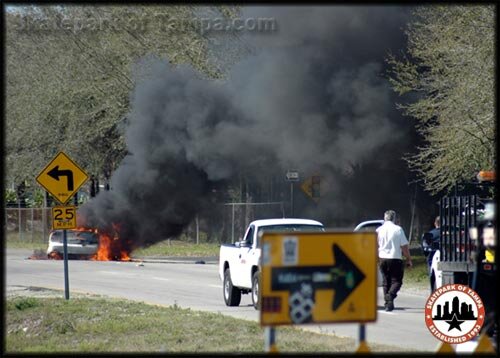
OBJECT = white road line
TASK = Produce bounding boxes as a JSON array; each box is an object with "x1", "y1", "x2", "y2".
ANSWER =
[
  {"x1": 151, "y1": 277, "x2": 170, "y2": 281},
  {"x1": 99, "y1": 271, "x2": 142, "y2": 278},
  {"x1": 208, "y1": 284, "x2": 222, "y2": 288}
]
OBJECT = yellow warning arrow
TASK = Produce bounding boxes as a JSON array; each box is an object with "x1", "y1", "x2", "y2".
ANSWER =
[{"x1": 36, "y1": 152, "x2": 89, "y2": 205}]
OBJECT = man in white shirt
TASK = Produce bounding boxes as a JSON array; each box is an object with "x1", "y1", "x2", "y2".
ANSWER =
[{"x1": 376, "y1": 210, "x2": 413, "y2": 311}]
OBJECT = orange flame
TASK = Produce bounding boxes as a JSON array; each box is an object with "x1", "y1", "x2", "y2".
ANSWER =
[
  {"x1": 48, "y1": 251, "x2": 63, "y2": 260},
  {"x1": 91, "y1": 231, "x2": 131, "y2": 261},
  {"x1": 83, "y1": 223, "x2": 132, "y2": 261},
  {"x1": 77, "y1": 213, "x2": 132, "y2": 261},
  {"x1": 74, "y1": 226, "x2": 97, "y2": 234}
]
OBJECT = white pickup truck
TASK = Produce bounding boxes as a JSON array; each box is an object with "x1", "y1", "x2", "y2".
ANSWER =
[{"x1": 219, "y1": 218, "x2": 324, "y2": 309}]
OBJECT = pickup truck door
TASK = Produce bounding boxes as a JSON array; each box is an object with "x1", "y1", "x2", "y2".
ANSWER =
[{"x1": 232, "y1": 224, "x2": 255, "y2": 288}]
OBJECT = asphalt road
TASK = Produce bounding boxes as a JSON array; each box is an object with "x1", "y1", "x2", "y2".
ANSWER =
[{"x1": 5, "y1": 249, "x2": 441, "y2": 352}]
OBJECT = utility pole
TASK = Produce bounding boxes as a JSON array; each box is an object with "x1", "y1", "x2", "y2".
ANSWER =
[{"x1": 196, "y1": 215, "x2": 199, "y2": 245}]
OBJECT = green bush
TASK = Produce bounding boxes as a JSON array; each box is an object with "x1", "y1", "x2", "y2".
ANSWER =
[
  {"x1": 27, "y1": 189, "x2": 45, "y2": 208},
  {"x1": 13, "y1": 297, "x2": 39, "y2": 311},
  {"x1": 4, "y1": 188, "x2": 17, "y2": 206}
]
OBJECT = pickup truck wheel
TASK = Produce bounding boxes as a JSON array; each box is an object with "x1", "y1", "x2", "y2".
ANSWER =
[
  {"x1": 223, "y1": 268, "x2": 241, "y2": 306},
  {"x1": 251, "y1": 271, "x2": 260, "y2": 310}
]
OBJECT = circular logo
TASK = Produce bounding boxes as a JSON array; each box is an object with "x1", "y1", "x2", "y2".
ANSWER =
[{"x1": 425, "y1": 284, "x2": 485, "y2": 344}]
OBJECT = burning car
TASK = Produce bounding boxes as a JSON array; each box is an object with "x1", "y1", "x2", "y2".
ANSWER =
[{"x1": 47, "y1": 229, "x2": 99, "y2": 259}]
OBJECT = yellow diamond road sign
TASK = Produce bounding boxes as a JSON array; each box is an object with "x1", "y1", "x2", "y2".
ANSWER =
[
  {"x1": 260, "y1": 231, "x2": 377, "y2": 326},
  {"x1": 300, "y1": 175, "x2": 320, "y2": 203},
  {"x1": 36, "y1": 152, "x2": 89, "y2": 205}
]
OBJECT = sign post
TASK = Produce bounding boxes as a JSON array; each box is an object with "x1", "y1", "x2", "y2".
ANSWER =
[
  {"x1": 260, "y1": 231, "x2": 377, "y2": 327},
  {"x1": 36, "y1": 151, "x2": 89, "y2": 300},
  {"x1": 63, "y1": 229, "x2": 69, "y2": 300},
  {"x1": 264, "y1": 327, "x2": 277, "y2": 353},
  {"x1": 285, "y1": 170, "x2": 299, "y2": 217}
]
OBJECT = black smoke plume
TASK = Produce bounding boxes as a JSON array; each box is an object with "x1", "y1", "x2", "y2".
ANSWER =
[{"x1": 79, "y1": 6, "x2": 423, "y2": 248}]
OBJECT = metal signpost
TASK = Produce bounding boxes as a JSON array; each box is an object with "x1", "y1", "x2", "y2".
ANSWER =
[
  {"x1": 260, "y1": 231, "x2": 377, "y2": 352},
  {"x1": 285, "y1": 170, "x2": 299, "y2": 217},
  {"x1": 36, "y1": 151, "x2": 89, "y2": 300}
]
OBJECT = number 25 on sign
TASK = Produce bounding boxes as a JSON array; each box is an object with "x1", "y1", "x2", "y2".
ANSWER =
[{"x1": 52, "y1": 206, "x2": 76, "y2": 230}]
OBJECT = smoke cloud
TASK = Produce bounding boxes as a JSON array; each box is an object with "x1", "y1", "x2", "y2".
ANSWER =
[{"x1": 79, "y1": 6, "x2": 417, "y2": 247}]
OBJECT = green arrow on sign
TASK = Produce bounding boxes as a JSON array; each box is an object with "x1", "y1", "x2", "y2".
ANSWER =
[{"x1": 271, "y1": 244, "x2": 365, "y2": 311}]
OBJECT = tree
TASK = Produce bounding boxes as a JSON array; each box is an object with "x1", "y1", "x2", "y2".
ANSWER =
[
  {"x1": 5, "y1": 5, "x2": 246, "y2": 188},
  {"x1": 387, "y1": 5, "x2": 495, "y2": 194}
]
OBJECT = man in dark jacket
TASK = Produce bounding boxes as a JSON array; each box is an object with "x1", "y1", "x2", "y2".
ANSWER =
[{"x1": 421, "y1": 216, "x2": 440, "y2": 291}]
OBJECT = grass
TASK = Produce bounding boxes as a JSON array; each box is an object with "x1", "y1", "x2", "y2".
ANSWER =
[
  {"x1": 5, "y1": 232, "x2": 47, "y2": 251},
  {"x1": 403, "y1": 254, "x2": 430, "y2": 287},
  {"x1": 133, "y1": 240, "x2": 220, "y2": 258},
  {"x1": 6, "y1": 293, "x2": 409, "y2": 353},
  {"x1": 6, "y1": 231, "x2": 221, "y2": 258},
  {"x1": 401, "y1": 248, "x2": 432, "y2": 292}
]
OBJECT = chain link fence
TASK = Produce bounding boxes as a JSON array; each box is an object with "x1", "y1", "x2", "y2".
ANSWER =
[
  {"x1": 5, "y1": 201, "x2": 286, "y2": 245},
  {"x1": 5, "y1": 207, "x2": 52, "y2": 244},
  {"x1": 181, "y1": 202, "x2": 285, "y2": 244},
  {"x1": 220, "y1": 202, "x2": 285, "y2": 244}
]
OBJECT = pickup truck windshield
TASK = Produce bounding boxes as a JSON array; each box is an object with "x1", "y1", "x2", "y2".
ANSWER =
[{"x1": 259, "y1": 224, "x2": 325, "y2": 233}]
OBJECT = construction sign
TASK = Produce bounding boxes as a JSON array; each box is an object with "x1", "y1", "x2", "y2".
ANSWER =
[{"x1": 260, "y1": 231, "x2": 377, "y2": 326}]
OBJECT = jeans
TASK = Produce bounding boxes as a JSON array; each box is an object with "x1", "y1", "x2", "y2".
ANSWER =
[{"x1": 379, "y1": 258, "x2": 404, "y2": 299}]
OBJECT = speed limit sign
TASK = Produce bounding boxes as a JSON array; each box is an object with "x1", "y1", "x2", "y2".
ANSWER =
[{"x1": 52, "y1": 206, "x2": 76, "y2": 230}]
